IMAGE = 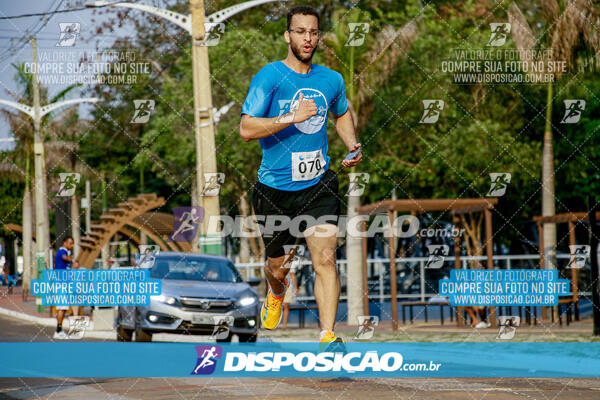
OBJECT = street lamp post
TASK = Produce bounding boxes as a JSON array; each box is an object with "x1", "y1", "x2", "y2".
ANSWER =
[
  {"x1": 86, "y1": 0, "x2": 285, "y2": 254},
  {"x1": 0, "y1": 37, "x2": 99, "y2": 293}
]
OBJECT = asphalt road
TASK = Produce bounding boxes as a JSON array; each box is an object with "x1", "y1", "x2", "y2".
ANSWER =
[
  {"x1": 2, "y1": 377, "x2": 600, "y2": 400},
  {"x1": 2, "y1": 315, "x2": 600, "y2": 399}
]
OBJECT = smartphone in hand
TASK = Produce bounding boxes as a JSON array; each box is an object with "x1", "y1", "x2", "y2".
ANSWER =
[{"x1": 344, "y1": 150, "x2": 361, "y2": 161}]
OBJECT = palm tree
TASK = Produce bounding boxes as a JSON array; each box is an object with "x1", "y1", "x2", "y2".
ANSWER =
[
  {"x1": 508, "y1": 0, "x2": 600, "y2": 320},
  {"x1": 0, "y1": 63, "x2": 80, "y2": 294}
]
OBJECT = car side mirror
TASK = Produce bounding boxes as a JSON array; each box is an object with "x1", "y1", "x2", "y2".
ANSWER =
[{"x1": 246, "y1": 277, "x2": 261, "y2": 287}]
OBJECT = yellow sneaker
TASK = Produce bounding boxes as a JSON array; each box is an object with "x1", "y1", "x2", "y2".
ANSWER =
[
  {"x1": 260, "y1": 285, "x2": 286, "y2": 330},
  {"x1": 319, "y1": 330, "x2": 346, "y2": 353}
]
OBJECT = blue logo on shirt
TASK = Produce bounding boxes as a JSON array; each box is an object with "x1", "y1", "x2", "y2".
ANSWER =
[{"x1": 291, "y1": 89, "x2": 328, "y2": 134}]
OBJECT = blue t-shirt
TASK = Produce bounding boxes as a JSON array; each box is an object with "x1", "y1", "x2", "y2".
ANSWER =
[
  {"x1": 54, "y1": 247, "x2": 71, "y2": 270},
  {"x1": 241, "y1": 61, "x2": 348, "y2": 191}
]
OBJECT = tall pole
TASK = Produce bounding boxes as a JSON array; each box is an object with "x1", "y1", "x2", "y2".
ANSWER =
[
  {"x1": 101, "y1": 174, "x2": 109, "y2": 268},
  {"x1": 31, "y1": 37, "x2": 49, "y2": 275},
  {"x1": 85, "y1": 180, "x2": 91, "y2": 233},
  {"x1": 190, "y1": 0, "x2": 221, "y2": 255},
  {"x1": 346, "y1": 188, "x2": 363, "y2": 325},
  {"x1": 588, "y1": 200, "x2": 600, "y2": 336}
]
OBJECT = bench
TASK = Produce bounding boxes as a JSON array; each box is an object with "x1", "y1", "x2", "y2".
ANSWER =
[
  {"x1": 558, "y1": 298, "x2": 577, "y2": 326},
  {"x1": 288, "y1": 303, "x2": 319, "y2": 328},
  {"x1": 401, "y1": 301, "x2": 454, "y2": 325}
]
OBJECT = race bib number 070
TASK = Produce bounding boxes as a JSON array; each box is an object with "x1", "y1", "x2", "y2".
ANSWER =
[{"x1": 291, "y1": 150, "x2": 325, "y2": 181}]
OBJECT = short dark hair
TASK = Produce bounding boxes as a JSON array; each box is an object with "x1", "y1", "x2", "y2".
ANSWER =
[
  {"x1": 287, "y1": 6, "x2": 320, "y2": 30},
  {"x1": 63, "y1": 236, "x2": 73, "y2": 243}
]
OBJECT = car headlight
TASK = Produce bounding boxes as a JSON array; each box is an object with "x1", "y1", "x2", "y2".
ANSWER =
[
  {"x1": 237, "y1": 296, "x2": 257, "y2": 307},
  {"x1": 151, "y1": 294, "x2": 177, "y2": 305}
]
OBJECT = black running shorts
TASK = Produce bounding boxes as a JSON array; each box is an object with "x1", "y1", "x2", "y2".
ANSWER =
[{"x1": 251, "y1": 169, "x2": 341, "y2": 258}]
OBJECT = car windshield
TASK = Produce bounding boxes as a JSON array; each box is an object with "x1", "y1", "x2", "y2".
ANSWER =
[{"x1": 149, "y1": 256, "x2": 242, "y2": 283}]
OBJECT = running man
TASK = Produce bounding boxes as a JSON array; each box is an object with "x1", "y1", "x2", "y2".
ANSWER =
[{"x1": 240, "y1": 6, "x2": 362, "y2": 349}]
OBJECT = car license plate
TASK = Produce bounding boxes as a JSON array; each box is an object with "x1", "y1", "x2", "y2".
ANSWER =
[{"x1": 191, "y1": 313, "x2": 228, "y2": 325}]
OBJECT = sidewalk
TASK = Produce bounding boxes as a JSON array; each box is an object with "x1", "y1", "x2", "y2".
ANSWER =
[
  {"x1": 0, "y1": 286, "x2": 55, "y2": 325},
  {"x1": 0, "y1": 286, "x2": 115, "y2": 339}
]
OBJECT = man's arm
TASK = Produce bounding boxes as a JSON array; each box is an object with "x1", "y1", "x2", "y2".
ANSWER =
[
  {"x1": 239, "y1": 114, "x2": 294, "y2": 142},
  {"x1": 334, "y1": 110, "x2": 362, "y2": 167},
  {"x1": 240, "y1": 93, "x2": 317, "y2": 142}
]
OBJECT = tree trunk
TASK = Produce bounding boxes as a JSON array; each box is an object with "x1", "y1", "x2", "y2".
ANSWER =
[
  {"x1": 247, "y1": 205, "x2": 263, "y2": 261},
  {"x1": 41, "y1": 155, "x2": 51, "y2": 262},
  {"x1": 238, "y1": 192, "x2": 250, "y2": 263},
  {"x1": 71, "y1": 195, "x2": 81, "y2": 258},
  {"x1": 542, "y1": 82, "x2": 558, "y2": 322},
  {"x1": 460, "y1": 212, "x2": 483, "y2": 267},
  {"x1": 22, "y1": 188, "x2": 33, "y2": 298},
  {"x1": 191, "y1": 179, "x2": 200, "y2": 253},
  {"x1": 346, "y1": 194, "x2": 364, "y2": 325}
]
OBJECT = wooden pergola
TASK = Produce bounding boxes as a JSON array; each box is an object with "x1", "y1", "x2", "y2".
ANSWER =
[
  {"x1": 533, "y1": 211, "x2": 600, "y2": 321},
  {"x1": 356, "y1": 198, "x2": 498, "y2": 329}
]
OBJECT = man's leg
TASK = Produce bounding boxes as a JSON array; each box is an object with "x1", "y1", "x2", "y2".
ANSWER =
[
  {"x1": 260, "y1": 251, "x2": 294, "y2": 330},
  {"x1": 264, "y1": 255, "x2": 288, "y2": 297},
  {"x1": 57, "y1": 310, "x2": 65, "y2": 332},
  {"x1": 304, "y1": 224, "x2": 339, "y2": 332}
]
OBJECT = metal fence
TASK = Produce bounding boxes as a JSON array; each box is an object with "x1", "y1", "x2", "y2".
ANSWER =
[{"x1": 236, "y1": 253, "x2": 592, "y2": 303}]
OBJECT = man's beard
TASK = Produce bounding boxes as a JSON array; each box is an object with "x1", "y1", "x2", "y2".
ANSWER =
[{"x1": 291, "y1": 40, "x2": 317, "y2": 63}]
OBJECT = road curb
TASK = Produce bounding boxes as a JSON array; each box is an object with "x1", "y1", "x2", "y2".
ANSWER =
[{"x1": 0, "y1": 305, "x2": 55, "y2": 326}]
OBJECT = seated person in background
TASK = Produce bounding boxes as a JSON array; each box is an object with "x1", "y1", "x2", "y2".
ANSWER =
[
  {"x1": 465, "y1": 306, "x2": 490, "y2": 328},
  {"x1": 2, "y1": 263, "x2": 17, "y2": 293}
]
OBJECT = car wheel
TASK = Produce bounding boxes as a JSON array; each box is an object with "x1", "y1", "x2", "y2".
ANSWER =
[
  {"x1": 135, "y1": 325, "x2": 153, "y2": 342},
  {"x1": 237, "y1": 333, "x2": 257, "y2": 342},
  {"x1": 116, "y1": 324, "x2": 133, "y2": 342},
  {"x1": 216, "y1": 331, "x2": 233, "y2": 342},
  {"x1": 134, "y1": 310, "x2": 153, "y2": 342}
]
